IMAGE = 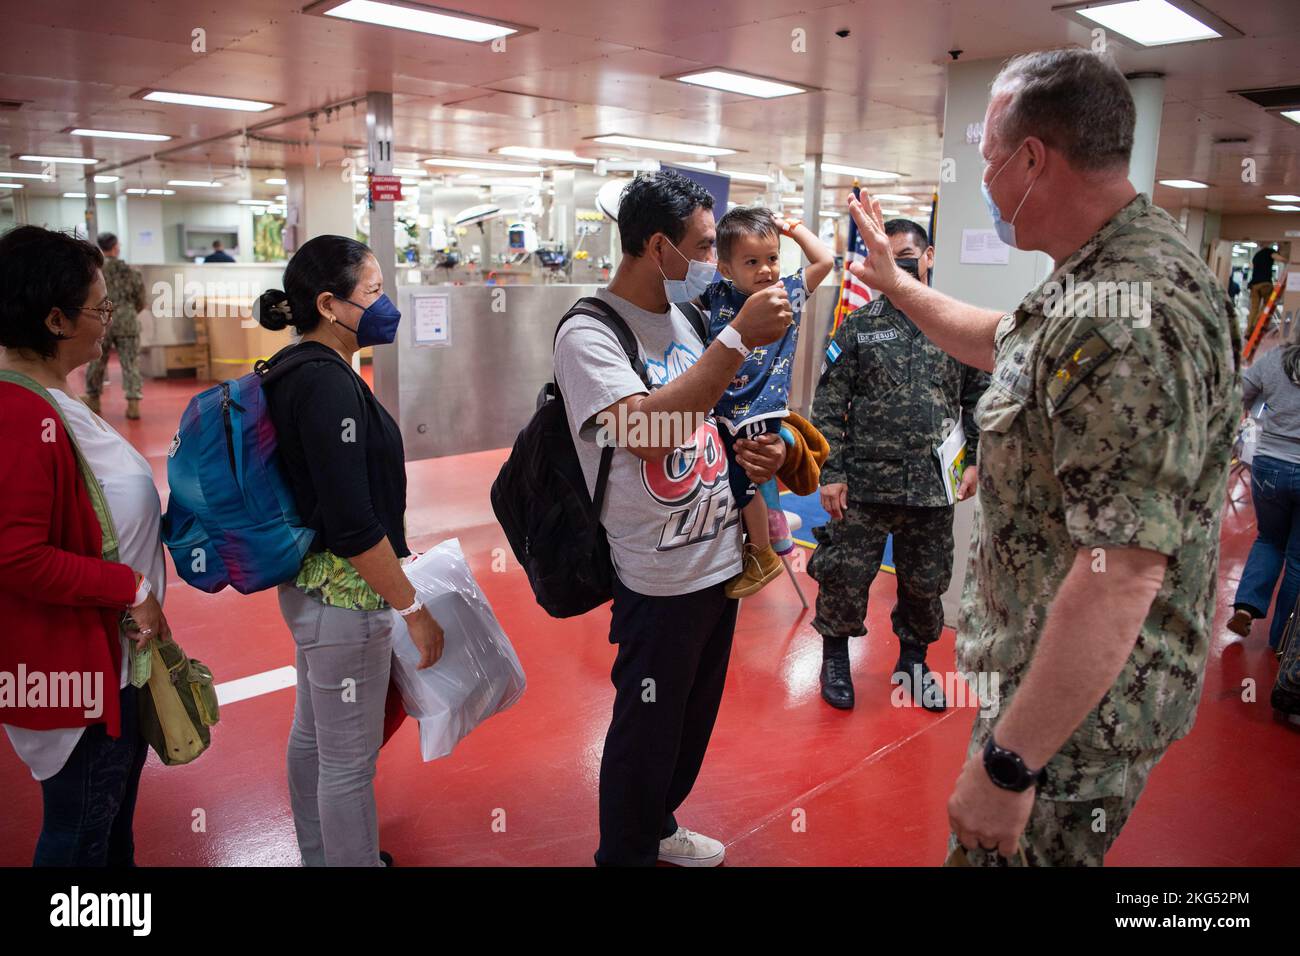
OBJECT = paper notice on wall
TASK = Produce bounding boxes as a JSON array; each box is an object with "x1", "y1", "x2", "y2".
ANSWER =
[
  {"x1": 1286, "y1": 271, "x2": 1300, "y2": 292},
  {"x1": 412, "y1": 294, "x2": 450, "y2": 347},
  {"x1": 960, "y1": 228, "x2": 1011, "y2": 265},
  {"x1": 137, "y1": 230, "x2": 154, "y2": 248}
]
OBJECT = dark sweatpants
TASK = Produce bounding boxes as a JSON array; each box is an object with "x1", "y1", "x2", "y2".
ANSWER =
[{"x1": 594, "y1": 574, "x2": 737, "y2": 867}]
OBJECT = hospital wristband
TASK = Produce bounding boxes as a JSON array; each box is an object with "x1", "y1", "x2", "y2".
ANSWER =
[
  {"x1": 397, "y1": 598, "x2": 424, "y2": 618},
  {"x1": 716, "y1": 323, "x2": 751, "y2": 358},
  {"x1": 130, "y1": 574, "x2": 152, "y2": 608}
]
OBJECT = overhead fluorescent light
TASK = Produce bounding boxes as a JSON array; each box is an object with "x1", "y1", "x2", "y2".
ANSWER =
[
  {"x1": 20, "y1": 154, "x2": 97, "y2": 165},
  {"x1": 264, "y1": 177, "x2": 288, "y2": 185},
  {"x1": 141, "y1": 90, "x2": 276, "y2": 112},
  {"x1": 63, "y1": 192, "x2": 110, "y2": 199},
  {"x1": 814, "y1": 161, "x2": 900, "y2": 180},
  {"x1": 1284, "y1": 110, "x2": 1300, "y2": 125},
  {"x1": 670, "y1": 69, "x2": 806, "y2": 99},
  {"x1": 399, "y1": 178, "x2": 422, "y2": 185},
  {"x1": 93, "y1": 175, "x2": 119, "y2": 183},
  {"x1": 275, "y1": 194, "x2": 287, "y2": 201},
  {"x1": 592, "y1": 135, "x2": 735, "y2": 157},
  {"x1": 1266, "y1": 194, "x2": 1300, "y2": 202},
  {"x1": 0, "y1": 171, "x2": 52, "y2": 180},
  {"x1": 238, "y1": 199, "x2": 274, "y2": 205},
  {"x1": 1159, "y1": 179, "x2": 1208, "y2": 188},
  {"x1": 452, "y1": 176, "x2": 544, "y2": 187},
  {"x1": 391, "y1": 166, "x2": 428, "y2": 176},
  {"x1": 868, "y1": 193, "x2": 916, "y2": 203},
  {"x1": 315, "y1": 0, "x2": 523, "y2": 43},
  {"x1": 168, "y1": 180, "x2": 221, "y2": 187},
  {"x1": 818, "y1": 210, "x2": 841, "y2": 218},
  {"x1": 1064, "y1": 0, "x2": 1227, "y2": 47},
  {"x1": 881, "y1": 209, "x2": 904, "y2": 216},
  {"x1": 69, "y1": 128, "x2": 172, "y2": 142},
  {"x1": 0, "y1": 182, "x2": 25, "y2": 189},
  {"x1": 718, "y1": 169, "x2": 774, "y2": 184},
  {"x1": 496, "y1": 146, "x2": 597, "y2": 165},
  {"x1": 424, "y1": 156, "x2": 543, "y2": 172},
  {"x1": 1269, "y1": 204, "x2": 1300, "y2": 212}
]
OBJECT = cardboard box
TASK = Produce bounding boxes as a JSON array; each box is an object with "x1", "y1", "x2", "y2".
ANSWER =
[{"x1": 206, "y1": 313, "x2": 294, "y2": 380}]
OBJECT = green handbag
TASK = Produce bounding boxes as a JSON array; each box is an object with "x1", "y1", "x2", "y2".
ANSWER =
[{"x1": 0, "y1": 370, "x2": 219, "y2": 764}]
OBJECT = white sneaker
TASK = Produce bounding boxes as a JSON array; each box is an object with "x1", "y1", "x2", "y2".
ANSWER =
[{"x1": 657, "y1": 826, "x2": 726, "y2": 867}]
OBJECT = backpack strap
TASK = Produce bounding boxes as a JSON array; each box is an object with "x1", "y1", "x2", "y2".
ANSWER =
[
  {"x1": 555, "y1": 296, "x2": 651, "y2": 389},
  {"x1": 553, "y1": 297, "x2": 655, "y2": 526},
  {"x1": 676, "y1": 300, "x2": 709, "y2": 346}
]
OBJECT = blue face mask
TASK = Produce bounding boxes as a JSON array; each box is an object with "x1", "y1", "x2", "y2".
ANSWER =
[
  {"x1": 981, "y1": 140, "x2": 1036, "y2": 248},
  {"x1": 658, "y1": 240, "x2": 716, "y2": 303},
  {"x1": 336, "y1": 293, "x2": 401, "y2": 346}
]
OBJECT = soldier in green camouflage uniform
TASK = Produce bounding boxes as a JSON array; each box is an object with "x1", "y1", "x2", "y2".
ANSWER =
[
  {"x1": 951, "y1": 191, "x2": 1239, "y2": 866},
  {"x1": 809, "y1": 220, "x2": 990, "y2": 713},
  {"x1": 84, "y1": 232, "x2": 146, "y2": 418}
]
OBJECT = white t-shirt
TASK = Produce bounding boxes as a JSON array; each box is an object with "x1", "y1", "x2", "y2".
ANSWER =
[
  {"x1": 3, "y1": 390, "x2": 165, "y2": 781},
  {"x1": 553, "y1": 287, "x2": 743, "y2": 596}
]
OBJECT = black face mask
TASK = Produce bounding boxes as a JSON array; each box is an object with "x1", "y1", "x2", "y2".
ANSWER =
[{"x1": 895, "y1": 257, "x2": 921, "y2": 282}]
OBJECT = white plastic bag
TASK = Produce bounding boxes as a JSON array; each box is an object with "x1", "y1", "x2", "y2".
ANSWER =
[{"x1": 390, "y1": 538, "x2": 526, "y2": 761}]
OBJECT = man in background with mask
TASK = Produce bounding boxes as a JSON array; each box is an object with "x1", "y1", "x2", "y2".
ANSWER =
[
  {"x1": 553, "y1": 169, "x2": 791, "y2": 866},
  {"x1": 844, "y1": 48, "x2": 1238, "y2": 865},
  {"x1": 810, "y1": 220, "x2": 988, "y2": 713}
]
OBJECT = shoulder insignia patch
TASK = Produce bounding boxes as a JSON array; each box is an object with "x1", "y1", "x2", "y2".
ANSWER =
[
  {"x1": 826, "y1": 341, "x2": 842, "y2": 364},
  {"x1": 867, "y1": 298, "x2": 886, "y2": 317},
  {"x1": 1046, "y1": 330, "x2": 1116, "y2": 413}
]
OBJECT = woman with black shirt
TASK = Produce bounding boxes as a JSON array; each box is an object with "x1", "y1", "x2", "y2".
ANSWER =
[{"x1": 257, "y1": 235, "x2": 443, "y2": 867}]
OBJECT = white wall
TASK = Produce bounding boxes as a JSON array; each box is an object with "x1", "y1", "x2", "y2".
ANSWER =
[
  {"x1": 22, "y1": 197, "x2": 118, "y2": 238},
  {"x1": 933, "y1": 57, "x2": 1055, "y2": 626}
]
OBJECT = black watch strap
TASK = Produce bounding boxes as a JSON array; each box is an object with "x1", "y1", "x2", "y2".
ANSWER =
[{"x1": 983, "y1": 736, "x2": 1048, "y2": 792}]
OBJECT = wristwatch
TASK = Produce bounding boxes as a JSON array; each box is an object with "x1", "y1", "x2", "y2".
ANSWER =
[
  {"x1": 983, "y1": 736, "x2": 1047, "y2": 792},
  {"x1": 715, "y1": 323, "x2": 751, "y2": 358}
]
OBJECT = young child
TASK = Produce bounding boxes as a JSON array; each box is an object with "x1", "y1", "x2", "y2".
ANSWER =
[{"x1": 699, "y1": 205, "x2": 833, "y2": 598}]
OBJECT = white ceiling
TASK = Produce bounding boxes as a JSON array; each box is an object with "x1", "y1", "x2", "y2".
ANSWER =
[{"x1": 0, "y1": 0, "x2": 1296, "y2": 214}]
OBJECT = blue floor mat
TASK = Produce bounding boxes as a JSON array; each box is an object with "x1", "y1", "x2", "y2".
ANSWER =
[{"x1": 778, "y1": 489, "x2": 894, "y2": 573}]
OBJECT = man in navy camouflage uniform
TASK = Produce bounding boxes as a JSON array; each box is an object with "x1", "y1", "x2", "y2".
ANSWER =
[{"x1": 844, "y1": 49, "x2": 1239, "y2": 865}]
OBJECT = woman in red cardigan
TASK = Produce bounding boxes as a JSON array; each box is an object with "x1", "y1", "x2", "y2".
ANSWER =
[{"x1": 0, "y1": 225, "x2": 167, "y2": 866}]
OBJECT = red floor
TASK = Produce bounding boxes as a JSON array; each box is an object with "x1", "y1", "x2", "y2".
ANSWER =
[{"x1": 2, "y1": 357, "x2": 1297, "y2": 867}]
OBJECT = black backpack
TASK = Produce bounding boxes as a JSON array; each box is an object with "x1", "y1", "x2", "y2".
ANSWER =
[{"x1": 490, "y1": 296, "x2": 706, "y2": 618}]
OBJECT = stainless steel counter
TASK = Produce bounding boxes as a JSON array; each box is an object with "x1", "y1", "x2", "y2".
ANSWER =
[{"x1": 380, "y1": 280, "x2": 838, "y2": 462}]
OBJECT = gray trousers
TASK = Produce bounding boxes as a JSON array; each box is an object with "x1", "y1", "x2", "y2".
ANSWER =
[{"x1": 278, "y1": 584, "x2": 394, "y2": 867}]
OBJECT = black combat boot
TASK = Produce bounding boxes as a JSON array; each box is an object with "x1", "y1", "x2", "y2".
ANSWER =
[
  {"x1": 892, "y1": 644, "x2": 946, "y2": 712},
  {"x1": 820, "y1": 637, "x2": 855, "y2": 710}
]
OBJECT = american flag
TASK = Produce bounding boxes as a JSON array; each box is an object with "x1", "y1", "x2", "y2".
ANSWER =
[{"x1": 831, "y1": 185, "x2": 874, "y2": 336}]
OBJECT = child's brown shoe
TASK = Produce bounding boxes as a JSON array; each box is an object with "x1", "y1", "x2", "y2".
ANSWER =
[{"x1": 725, "y1": 543, "x2": 783, "y2": 598}]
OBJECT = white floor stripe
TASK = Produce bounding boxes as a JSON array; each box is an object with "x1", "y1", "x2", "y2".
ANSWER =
[{"x1": 215, "y1": 665, "x2": 297, "y2": 706}]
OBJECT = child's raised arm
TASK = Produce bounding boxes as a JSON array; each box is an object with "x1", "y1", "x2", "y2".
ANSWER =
[{"x1": 775, "y1": 217, "x2": 834, "y2": 292}]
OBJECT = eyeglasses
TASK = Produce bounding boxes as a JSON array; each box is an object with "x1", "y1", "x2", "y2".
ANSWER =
[{"x1": 69, "y1": 300, "x2": 116, "y2": 324}]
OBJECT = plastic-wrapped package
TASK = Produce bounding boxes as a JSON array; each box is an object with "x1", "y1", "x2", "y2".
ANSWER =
[{"x1": 390, "y1": 538, "x2": 526, "y2": 760}]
